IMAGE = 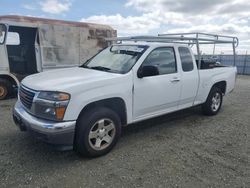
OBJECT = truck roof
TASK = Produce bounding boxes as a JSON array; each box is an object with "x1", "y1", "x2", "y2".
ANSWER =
[{"x1": 0, "y1": 15, "x2": 114, "y2": 30}]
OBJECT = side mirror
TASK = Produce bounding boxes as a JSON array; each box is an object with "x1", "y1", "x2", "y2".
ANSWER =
[{"x1": 137, "y1": 65, "x2": 159, "y2": 78}]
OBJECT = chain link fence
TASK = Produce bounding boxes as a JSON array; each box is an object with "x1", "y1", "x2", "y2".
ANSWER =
[
  {"x1": 200, "y1": 55, "x2": 250, "y2": 75},
  {"x1": 217, "y1": 55, "x2": 250, "y2": 75}
]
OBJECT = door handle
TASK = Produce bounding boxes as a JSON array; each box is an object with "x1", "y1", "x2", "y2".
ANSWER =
[{"x1": 170, "y1": 77, "x2": 181, "y2": 83}]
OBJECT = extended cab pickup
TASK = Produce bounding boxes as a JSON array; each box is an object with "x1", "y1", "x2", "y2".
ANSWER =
[{"x1": 13, "y1": 36, "x2": 237, "y2": 157}]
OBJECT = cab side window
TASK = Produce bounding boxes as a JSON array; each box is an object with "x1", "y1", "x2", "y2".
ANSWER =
[
  {"x1": 178, "y1": 47, "x2": 194, "y2": 72},
  {"x1": 142, "y1": 47, "x2": 177, "y2": 76}
]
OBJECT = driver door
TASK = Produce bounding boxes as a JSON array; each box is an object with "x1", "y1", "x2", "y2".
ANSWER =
[{"x1": 133, "y1": 47, "x2": 182, "y2": 121}]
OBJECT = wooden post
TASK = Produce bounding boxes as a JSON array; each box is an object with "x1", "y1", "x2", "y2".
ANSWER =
[{"x1": 243, "y1": 51, "x2": 247, "y2": 75}]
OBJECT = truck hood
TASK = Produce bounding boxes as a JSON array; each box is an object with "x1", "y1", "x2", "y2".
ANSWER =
[{"x1": 22, "y1": 67, "x2": 123, "y2": 92}]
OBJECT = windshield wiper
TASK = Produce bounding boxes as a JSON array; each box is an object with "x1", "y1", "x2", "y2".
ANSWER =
[
  {"x1": 80, "y1": 58, "x2": 93, "y2": 68},
  {"x1": 80, "y1": 64, "x2": 89, "y2": 68},
  {"x1": 90, "y1": 66, "x2": 111, "y2": 72}
]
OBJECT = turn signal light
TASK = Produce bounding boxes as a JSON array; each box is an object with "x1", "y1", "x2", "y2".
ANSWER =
[{"x1": 56, "y1": 107, "x2": 66, "y2": 120}]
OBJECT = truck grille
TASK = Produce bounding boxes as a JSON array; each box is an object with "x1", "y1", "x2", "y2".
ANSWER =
[{"x1": 19, "y1": 86, "x2": 35, "y2": 109}]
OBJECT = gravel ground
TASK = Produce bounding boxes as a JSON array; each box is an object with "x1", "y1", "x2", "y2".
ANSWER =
[{"x1": 0, "y1": 76, "x2": 249, "y2": 188}]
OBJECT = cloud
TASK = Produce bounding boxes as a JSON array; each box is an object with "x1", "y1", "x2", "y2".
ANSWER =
[
  {"x1": 81, "y1": 13, "x2": 161, "y2": 35},
  {"x1": 81, "y1": 11, "x2": 194, "y2": 36},
  {"x1": 22, "y1": 4, "x2": 36, "y2": 10},
  {"x1": 81, "y1": 0, "x2": 250, "y2": 52},
  {"x1": 218, "y1": 0, "x2": 250, "y2": 15},
  {"x1": 125, "y1": 0, "x2": 248, "y2": 15},
  {"x1": 166, "y1": 23, "x2": 250, "y2": 35},
  {"x1": 39, "y1": 0, "x2": 72, "y2": 14}
]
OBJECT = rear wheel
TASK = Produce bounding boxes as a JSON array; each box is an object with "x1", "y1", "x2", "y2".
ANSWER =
[
  {"x1": 0, "y1": 79, "x2": 12, "y2": 100},
  {"x1": 202, "y1": 87, "x2": 223, "y2": 116},
  {"x1": 74, "y1": 107, "x2": 121, "y2": 157}
]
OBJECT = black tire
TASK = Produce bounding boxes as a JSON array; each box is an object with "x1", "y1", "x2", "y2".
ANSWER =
[
  {"x1": 74, "y1": 107, "x2": 122, "y2": 157},
  {"x1": 0, "y1": 79, "x2": 12, "y2": 100},
  {"x1": 202, "y1": 87, "x2": 223, "y2": 116}
]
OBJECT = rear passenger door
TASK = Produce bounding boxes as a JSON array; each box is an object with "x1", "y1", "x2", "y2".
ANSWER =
[{"x1": 178, "y1": 47, "x2": 199, "y2": 109}]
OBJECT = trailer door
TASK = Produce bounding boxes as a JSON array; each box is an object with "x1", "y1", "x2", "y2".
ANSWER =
[
  {"x1": 0, "y1": 24, "x2": 10, "y2": 72},
  {"x1": 7, "y1": 26, "x2": 38, "y2": 78}
]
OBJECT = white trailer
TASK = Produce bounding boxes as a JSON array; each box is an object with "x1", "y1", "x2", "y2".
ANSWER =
[{"x1": 0, "y1": 15, "x2": 116, "y2": 100}]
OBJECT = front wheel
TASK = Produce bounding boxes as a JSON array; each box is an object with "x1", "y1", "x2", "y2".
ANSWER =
[
  {"x1": 74, "y1": 107, "x2": 121, "y2": 157},
  {"x1": 202, "y1": 87, "x2": 223, "y2": 116}
]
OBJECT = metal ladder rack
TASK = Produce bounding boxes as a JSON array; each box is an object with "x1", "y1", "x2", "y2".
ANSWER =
[{"x1": 106, "y1": 33, "x2": 239, "y2": 68}]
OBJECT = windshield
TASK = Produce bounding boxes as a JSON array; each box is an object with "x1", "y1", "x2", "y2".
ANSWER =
[
  {"x1": 82, "y1": 45, "x2": 148, "y2": 74},
  {"x1": 0, "y1": 24, "x2": 7, "y2": 44}
]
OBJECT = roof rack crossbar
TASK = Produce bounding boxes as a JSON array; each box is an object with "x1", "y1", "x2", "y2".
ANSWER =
[
  {"x1": 108, "y1": 38, "x2": 236, "y2": 44},
  {"x1": 107, "y1": 35, "x2": 238, "y2": 46},
  {"x1": 159, "y1": 32, "x2": 236, "y2": 39}
]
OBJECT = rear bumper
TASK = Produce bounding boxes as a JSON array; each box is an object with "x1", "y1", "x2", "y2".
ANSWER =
[{"x1": 13, "y1": 101, "x2": 76, "y2": 146}]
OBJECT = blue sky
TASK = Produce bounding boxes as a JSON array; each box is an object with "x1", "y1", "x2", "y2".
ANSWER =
[
  {"x1": 0, "y1": 0, "x2": 250, "y2": 53},
  {"x1": 0, "y1": 0, "x2": 137, "y2": 20}
]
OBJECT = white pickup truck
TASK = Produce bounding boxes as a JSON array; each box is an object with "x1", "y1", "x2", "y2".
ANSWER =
[{"x1": 13, "y1": 34, "x2": 237, "y2": 157}]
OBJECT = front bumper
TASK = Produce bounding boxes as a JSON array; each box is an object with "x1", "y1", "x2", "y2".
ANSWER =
[{"x1": 13, "y1": 101, "x2": 76, "y2": 146}]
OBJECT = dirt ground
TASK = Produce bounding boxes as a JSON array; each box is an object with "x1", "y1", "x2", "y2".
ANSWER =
[{"x1": 0, "y1": 76, "x2": 249, "y2": 188}]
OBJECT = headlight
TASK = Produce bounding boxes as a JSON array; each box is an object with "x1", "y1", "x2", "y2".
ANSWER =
[
  {"x1": 38, "y1": 91, "x2": 70, "y2": 101},
  {"x1": 34, "y1": 91, "x2": 70, "y2": 121}
]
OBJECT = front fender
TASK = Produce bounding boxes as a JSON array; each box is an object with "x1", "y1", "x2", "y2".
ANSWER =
[{"x1": 63, "y1": 81, "x2": 133, "y2": 124}]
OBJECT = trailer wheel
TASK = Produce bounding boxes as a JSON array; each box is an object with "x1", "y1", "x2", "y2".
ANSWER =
[{"x1": 0, "y1": 79, "x2": 12, "y2": 100}]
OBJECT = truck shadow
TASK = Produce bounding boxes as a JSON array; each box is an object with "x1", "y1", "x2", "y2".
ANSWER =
[
  {"x1": 122, "y1": 106, "x2": 202, "y2": 136},
  {"x1": 3, "y1": 106, "x2": 204, "y2": 164}
]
